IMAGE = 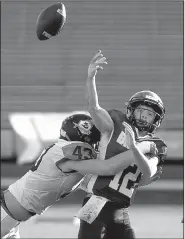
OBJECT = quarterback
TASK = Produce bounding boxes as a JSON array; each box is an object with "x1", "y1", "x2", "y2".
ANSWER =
[
  {"x1": 1, "y1": 113, "x2": 100, "y2": 238},
  {"x1": 60, "y1": 50, "x2": 167, "y2": 239}
]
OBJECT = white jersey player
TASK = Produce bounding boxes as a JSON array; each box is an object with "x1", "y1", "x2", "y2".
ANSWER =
[{"x1": 1, "y1": 113, "x2": 100, "y2": 238}]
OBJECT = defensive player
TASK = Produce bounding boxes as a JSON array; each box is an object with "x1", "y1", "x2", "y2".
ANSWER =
[
  {"x1": 60, "y1": 50, "x2": 167, "y2": 239},
  {"x1": 1, "y1": 113, "x2": 160, "y2": 239},
  {"x1": 1, "y1": 113, "x2": 100, "y2": 238}
]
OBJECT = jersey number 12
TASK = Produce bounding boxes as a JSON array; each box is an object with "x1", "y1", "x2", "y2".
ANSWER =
[{"x1": 109, "y1": 164, "x2": 141, "y2": 198}]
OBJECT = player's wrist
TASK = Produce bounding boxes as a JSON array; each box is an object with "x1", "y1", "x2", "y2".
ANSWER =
[
  {"x1": 129, "y1": 143, "x2": 136, "y2": 151},
  {"x1": 87, "y1": 74, "x2": 96, "y2": 81}
]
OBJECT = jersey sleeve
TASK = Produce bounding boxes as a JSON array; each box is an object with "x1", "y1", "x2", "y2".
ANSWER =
[
  {"x1": 155, "y1": 139, "x2": 167, "y2": 165},
  {"x1": 51, "y1": 142, "x2": 85, "y2": 165},
  {"x1": 52, "y1": 142, "x2": 96, "y2": 171},
  {"x1": 107, "y1": 109, "x2": 124, "y2": 121},
  {"x1": 51, "y1": 146, "x2": 65, "y2": 164},
  {"x1": 107, "y1": 109, "x2": 128, "y2": 130},
  {"x1": 53, "y1": 142, "x2": 96, "y2": 163},
  {"x1": 137, "y1": 136, "x2": 167, "y2": 166}
]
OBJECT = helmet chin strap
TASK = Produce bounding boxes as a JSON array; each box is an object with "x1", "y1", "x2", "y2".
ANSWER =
[
  {"x1": 133, "y1": 125, "x2": 147, "y2": 138},
  {"x1": 132, "y1": 117, "x2": 154, "y2": 134}
]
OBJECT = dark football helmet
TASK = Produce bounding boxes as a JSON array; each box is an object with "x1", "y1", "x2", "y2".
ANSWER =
[
  {"x1": 60, "y1": 113, "x2": 101, "y2": 147},
  {"x1": 125, "y1": 90, "x2": 165, "y2": 133}
]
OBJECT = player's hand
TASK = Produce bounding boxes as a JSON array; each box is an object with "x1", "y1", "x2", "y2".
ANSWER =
[
  {"x1": 136, "y1": 141, "x2": 158, "y2": 155},
  {"x1": 147, "y1": 166, "x2": 162, "y2": 184},
  {"x1": 88, "y1": 50, "x2": 108, "y2": 79},
  {"x1": 123, "y1": 122, "x2": 136, "y2": 148},
  {"x1": 137, "y1": 166, "x2": 162, "y2": 187}
]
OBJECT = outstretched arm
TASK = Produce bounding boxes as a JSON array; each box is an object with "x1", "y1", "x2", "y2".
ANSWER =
[
  {"x1": 59, "y1": 141, "x2": 158, "y2": 176},
  {"x1": 86, "y1": 50, "x2": 113, "y2": 135},
  {"x1": 61, "y1": 150, "x2": 134, "y2": 175}
]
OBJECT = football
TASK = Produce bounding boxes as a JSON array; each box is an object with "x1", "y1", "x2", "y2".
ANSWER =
[{"x1": 36, "y1": 2, "x2": 66, "y2": 40}]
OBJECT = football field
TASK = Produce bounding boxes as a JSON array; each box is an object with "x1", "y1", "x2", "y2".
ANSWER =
[
  {"x1": 19, "y1": 203, "x2": 183, "y2": 238},
  {"x1": 2, "y1": 165, "x2": 183, "y2": 238}
]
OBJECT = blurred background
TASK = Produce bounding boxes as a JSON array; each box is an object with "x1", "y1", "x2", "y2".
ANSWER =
[{"x1": 1, "y1": 0, "x2": 183, "y2": 238}]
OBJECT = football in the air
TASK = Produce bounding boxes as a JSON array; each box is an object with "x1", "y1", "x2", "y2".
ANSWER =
[{"x1": 36, "y1": 2, "x2": 66, "y2": 40}]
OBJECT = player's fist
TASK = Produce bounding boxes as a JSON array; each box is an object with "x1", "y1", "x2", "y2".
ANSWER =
[
  {"x1": 137, "y1": 141, "x2": 158, "y2": 155},
  {"x1": 88, "y1": 50, "x2": 108, "y2": 79}
]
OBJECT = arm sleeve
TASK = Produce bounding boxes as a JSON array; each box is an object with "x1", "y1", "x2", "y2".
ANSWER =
[
  {"x1": 156, "y1": 140, "x2": 168, "y2": 166},
  {"x1": 88, "y1": 107, "x2": 114, "y2": 134}
]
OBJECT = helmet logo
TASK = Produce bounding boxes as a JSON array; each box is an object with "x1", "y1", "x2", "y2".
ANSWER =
[
  {"x1": 145, "y1": 95, "x2": 155, "y2": 101},
  {"x1": 73, "y1": 120, "x2": 93, "y2": 135}
]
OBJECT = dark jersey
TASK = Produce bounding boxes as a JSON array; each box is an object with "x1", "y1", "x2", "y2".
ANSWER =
[{"x1": 92, "y1": 109, "x2": 167, "y2": 207}]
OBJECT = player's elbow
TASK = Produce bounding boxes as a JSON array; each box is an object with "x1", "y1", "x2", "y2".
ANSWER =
[
  {"x1": 144, "y1": 170, "x2": 152, "y2": 181},
  {"x1": 149, "y1": 165, "x2": 158, "y2": 178},
  {"x1": 88, "y1": 104, "x2": 100, "y2": 113},
  {"x1": 141, "y1": 164, "x2": 156, "y2": 180},
  {"x1": 144, "y1": 158, "x2": 158, "y2": 178},
  {"x1": 138, "y1": 164, "x2": 152, "y2": 179}
]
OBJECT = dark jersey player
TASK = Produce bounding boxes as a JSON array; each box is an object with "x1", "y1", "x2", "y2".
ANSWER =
[{"x1": 61, "y1": 50, "x2": 167, "y2": 239}]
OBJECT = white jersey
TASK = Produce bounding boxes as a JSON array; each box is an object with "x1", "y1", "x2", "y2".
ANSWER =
[
  {"x1": 8, "y1": 139, "x2": 96, "y2": 215},
  {"x1": 78, "y1": 133, "x2": 110, "y2": 193}
]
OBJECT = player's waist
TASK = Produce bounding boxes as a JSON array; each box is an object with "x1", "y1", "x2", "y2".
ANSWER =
[
  {"x1": 19, "y1": 171, "x2": 67, "y2": 191},
  {"x1": 9, "y1": 185, "x2": 61, "y2": 215},
  {"x1": 92, "y1": 187, "x2": 131, "y2": 208}
]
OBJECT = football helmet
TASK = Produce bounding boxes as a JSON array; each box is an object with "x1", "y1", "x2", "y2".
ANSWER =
[
  {"x1": 60, "y1": 113, "x2": 101, "y2": 146},
  {"x1": 125, "y1": 90, "x2": 165, "y2": 133}
]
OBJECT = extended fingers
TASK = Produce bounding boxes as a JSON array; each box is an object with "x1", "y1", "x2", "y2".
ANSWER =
[
  {"x1": 153, "y1": 168, "x2": 162, "y2": 181},
  {"x1": 95, "y1": 56, "x2": 108, "y2": 64},
  {"x1": 123, "y1": 122, "x2": 134, "y2": 137},
  {"x1": 91, "y1": 50, "x2": 108, "y2": 65},
  {"x1": 157, "y1": 166, "x2": 163, "y2": 175},
  {"x1": 123, "y1": 122, "x2": 132, "y2": 131},
  {"x1": 92, "y1": 50, "x2": 102, "y2": 62}
]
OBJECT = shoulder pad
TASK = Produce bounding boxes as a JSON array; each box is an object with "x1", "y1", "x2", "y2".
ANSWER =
[
  {"x1": 108, "y1": 109, "x2": 127, "y2": 122},
  {"x1": 108, "y1": 109, "x2": 124, "y2": 117},
  {"x1": 62, "y1": 142, "x2": 96, "y2": 160}
]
